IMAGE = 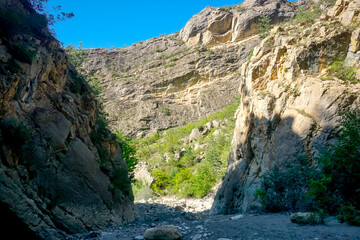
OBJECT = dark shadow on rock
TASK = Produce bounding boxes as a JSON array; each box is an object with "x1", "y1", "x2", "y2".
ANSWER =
[
  {"x1": 211, "y1": 110, "x2": 341, "y2": 215},
  {"x1": 0, "y1": 201, "x2": 41, "y2": 239}
]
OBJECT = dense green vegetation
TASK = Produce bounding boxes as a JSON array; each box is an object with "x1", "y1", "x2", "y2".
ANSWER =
[
  {"x1": 258, "y1": 15, "x2": 271, "y2": 38},
  {"x1": 255, "y1": 110, "x2": 360, "y2": 225},
  {"x1": 132, "y1": 99, "x2": 240, "y2": 200},
  {"x1": 116, "y1": 131, "x2": 138, "y2": 182},
  {"x1": 327, "y1": 61, "x2": 359, "y2": 83},
  {"x1": 309, "y1": 110, "x2": 360, "y2": 225},
  {"x1": 66, "y1": 43, "x2": 106, "y2": 96},
  {"x1": 255, "y1": 156, "x2": 318, "y2": 212}
]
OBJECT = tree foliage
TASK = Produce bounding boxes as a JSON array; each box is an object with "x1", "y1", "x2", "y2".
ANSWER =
[
  {"x1": 29, "y1": 0, "x2": 74, "y2": 34},
  {"x1": 116, "y1": 131, "x2": 138, "y2": 182},
  {"x1": 258, "y1": 15, "x2": 271, "y2": 38},
  {"x1": 309, "y1": 110, "x2": 360, "y2": 221},
  {"x1": 255, "y1": 156, "x2": 318, "y2": 212}
]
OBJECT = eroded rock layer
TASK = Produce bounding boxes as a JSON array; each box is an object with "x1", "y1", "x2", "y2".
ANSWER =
[
  {"x1": 211, "y1": 0, "x2": 360, "y2": 214},
  {"x1": 80, "y1": 0, "x2": 306, "y2": 138},
  {"x1": 0, "y1": 1, "x2": 137, "y2": 238}
]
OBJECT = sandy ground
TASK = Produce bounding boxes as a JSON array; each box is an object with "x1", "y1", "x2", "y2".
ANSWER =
[{"x1": 69, "y1": 203, "x2": 360, "y2": 240}]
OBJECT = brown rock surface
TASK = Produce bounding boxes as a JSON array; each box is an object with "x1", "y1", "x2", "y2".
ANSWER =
[
  {"x1": 81, "y1": 35, "x2": 259, "y2": 137},
  {"x1": 0, "y1": 1, "x2": 137, "y2": 239}
]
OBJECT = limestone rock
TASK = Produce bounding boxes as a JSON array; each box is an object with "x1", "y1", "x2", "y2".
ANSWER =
[
  {"x1": 328, "y1": 0, "x2": 360, "y2": 26},
  {"x1": 211, "y1": 0, "x2": 360, "y2": 214},
  {"x1": 81, "y1": 36, "x2": 259, "y2": 137},
  {"x1": 350, "y1": 28, "x2": 360, "y2": 53},
  {"x1": 0, "y1": 1, "x2": 137, "y2": 239},
  {"x1": 180, "y1": 7, "x2": 233, "y2": 46},
  {"x1": 189, "y1": 128, "x2": 201, "y2": 143},
  {"x1": 134, "y1": 162, "x2": 154, "y2": 186},
  {"x1": 212, "y1": 120, "x2": 220, "y2": 128},
  {"x1": 290, "y1": 212, "x2": 323, "y2": 225},
  {"x1": 180, "y1": 0, "x2": 302, "y2": 46},
  {"x1": 144, "y1": 225, "x2": 183, "y2": 240}
]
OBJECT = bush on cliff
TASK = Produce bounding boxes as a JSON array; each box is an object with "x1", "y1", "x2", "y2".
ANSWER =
[
  {"x1": 255, "y1": 156, "x2": 318, "y2": 212},
  {"x1": 0, "y1": 118, "x2": 34, "y2": 154},
  {"x1": 308, "y1": 110, "x2": 360, "y2": 225},
  {"x1": 256, "y1": 110, "x2": 360, "y2": 225},
  {"x1": 258, "y1": 15, "x2": 271, "y2": 38},
  {"x1": 327, "y1": 61, "x2": 359, "y2": 83}
]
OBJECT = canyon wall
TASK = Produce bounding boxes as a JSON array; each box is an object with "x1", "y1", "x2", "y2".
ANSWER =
[
  {"x1": 0, "y1": 0, "x2": 137, "y2": 238},
  {"x1": 211, "y1": 0, "x2": 360, "y2": 214},
  {"x1": 80, "y1": 0, "x2": 304, "y2": 138}
]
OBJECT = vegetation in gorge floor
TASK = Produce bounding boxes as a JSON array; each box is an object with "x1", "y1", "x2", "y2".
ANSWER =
[{"x1": 132, "y1": 99, "x2": 240, "y2": 200}]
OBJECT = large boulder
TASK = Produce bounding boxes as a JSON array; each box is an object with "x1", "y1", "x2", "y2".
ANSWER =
[
  {"x1": 144, "y1": 225, "x2": 183, "y2": 240},
  {"x1": 290, "y1": 212, "x2": 323, "y2": 225},
  {"x1": 189, "y1": 128, "x2": 201, "y2": 143}
]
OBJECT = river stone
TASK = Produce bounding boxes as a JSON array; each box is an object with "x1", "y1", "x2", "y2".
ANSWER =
[
  {"x1": 144, "y1": 225, "x2": 183, "y2": 240},
  {"x1": 189, "y1": 128, "x2": 201, "y2": 143},
  {"x1": 290, "y1": 212, "x2": 323, "y2": 225}
]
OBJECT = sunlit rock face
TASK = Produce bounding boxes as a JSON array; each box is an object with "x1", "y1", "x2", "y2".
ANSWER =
[
  {"x1": 79, "y1": 0, "x2": 310, "y2": 138},
  {"x1": 179, "y1": 0, "x2": 305, "y2": 47},
  {"x1": 211, "y1": 0, "x2": 360, "y2": 214},
  {"x1": 81, "y1": 33, "x2": 259, "y2": 138},
  {"x1": 0, "y1": 0, "x2": 137, "y2": 238}
]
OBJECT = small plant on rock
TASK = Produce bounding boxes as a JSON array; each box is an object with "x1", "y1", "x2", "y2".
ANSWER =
[
  {"x1": 258, "y1": 15, "x2": 271, "y2": 38},
  {"x1": 327, "y1": 61, "x2": 359, "y2": 83}
]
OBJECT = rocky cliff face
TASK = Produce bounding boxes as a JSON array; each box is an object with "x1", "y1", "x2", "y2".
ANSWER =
[
  {"x1": 180, "y1": 0, "x2": 305, "y2": 47},
  {"x1": 80, "y1": 0, "x2": 304, "y2": 138},
  {"x1": 0, "y1": 1, "x2": 137, "y2": 239},
  {"x1": 211, "y1": 0, "x2": 360, "y2": 214},
  {"x1": 82, "y1": 38, "x2": 256, "y2": 138}
]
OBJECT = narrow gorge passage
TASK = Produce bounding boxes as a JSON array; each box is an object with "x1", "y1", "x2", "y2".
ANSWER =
[{"x1": 1, "y1": 0, "x2": 360, "y2": 239}]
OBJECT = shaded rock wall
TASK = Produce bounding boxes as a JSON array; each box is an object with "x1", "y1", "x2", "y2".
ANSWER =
[
  {"x1": 211, "y1": 0, "x2": 360, "y2": 214},
  {"x1": 0, "y1": 1, "x2": 137, "y2": 238}
]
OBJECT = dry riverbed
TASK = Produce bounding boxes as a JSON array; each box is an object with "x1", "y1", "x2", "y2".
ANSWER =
[{"x1": 69, "y1": 199, "x2": 360, "y2": 240}]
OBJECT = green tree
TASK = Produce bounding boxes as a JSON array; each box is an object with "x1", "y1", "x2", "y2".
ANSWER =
[
  {"x1": 29, "y1": 0, "x2": 74, "y2": 33},
  {"x1": 116, "y1": 131, "x2": 138, "y2": 182},
  {"x1": 65, "y1": 42, "x2": 87, "y2": 69},
  {"x1": 309, "y1": 110, "x2": 360, "y2": 224},
  {"x1": 258, "y1": 15, "x2": 271, "y2": 38}
]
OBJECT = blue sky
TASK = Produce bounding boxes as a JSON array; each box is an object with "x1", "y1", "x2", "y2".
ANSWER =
[{"x1": 47, "y1": 0, "x2": 241, "y2": 48}]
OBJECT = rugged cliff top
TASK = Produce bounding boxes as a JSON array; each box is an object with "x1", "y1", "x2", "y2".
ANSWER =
[{"x1": 79, "y1": 0, "x2": 306, "y2": 138}]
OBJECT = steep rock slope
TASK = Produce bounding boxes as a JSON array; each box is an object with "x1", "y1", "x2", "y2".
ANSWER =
[
  {"x1": 211, "y1": 0, "x2": 360, "y2": 214},
  {"x1": 80, "y1": 0, "x2": 304, "y2": 138},
  {"x1": 0, "y1": 1, "x2": 137, "y2": 239},
  {"x1": 82, "y1": 35, "x2": 257, "y2": 138}
]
